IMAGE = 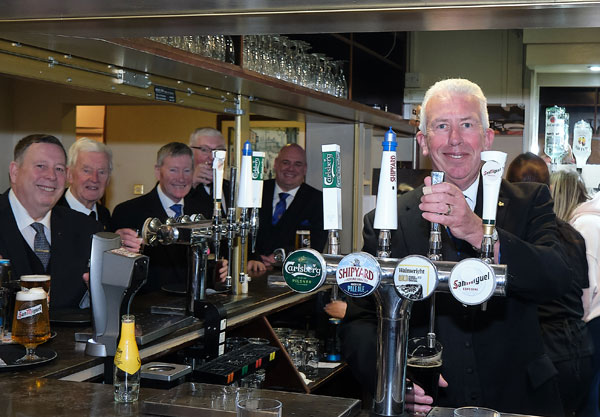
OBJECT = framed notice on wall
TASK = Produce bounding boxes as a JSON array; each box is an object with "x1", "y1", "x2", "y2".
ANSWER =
[{"x1": 221, "y1": 120, "x2": 306, "y2": 180}]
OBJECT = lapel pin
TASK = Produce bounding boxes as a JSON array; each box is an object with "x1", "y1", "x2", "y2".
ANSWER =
[{"x1": 498, "y1": 201, "x2": 505, "y2": 207}]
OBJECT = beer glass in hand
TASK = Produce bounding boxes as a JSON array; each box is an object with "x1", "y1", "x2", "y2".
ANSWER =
[
  {"x1": 406, "y1": 337, "x2": 443, "y2": 404},
  {"x1": 11, "y1": 288, "x2": 51, "y2": 363}
]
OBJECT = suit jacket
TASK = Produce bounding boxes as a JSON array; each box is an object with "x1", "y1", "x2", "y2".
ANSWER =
[
  {"x1": 111, "y1": 186, "x2": 204, "y2": 292},
  {"x1": 342, "y1": 179, "x2": 571, "y2": 416},
  {"x1": 56, "y1": 192, "x2": 112, "y2": 231},
  {"x1": 253, "y1": 179, "x2": 327, "y2": 257},
  {"x1": 0, "y1": 193, "x2": 102, "y2": 311},
  {"x1": 186, "y1": 180, "x2": 232, "y2": 220}
]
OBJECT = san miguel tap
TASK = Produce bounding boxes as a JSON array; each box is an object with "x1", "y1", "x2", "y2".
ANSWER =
[
  {"x1": 373, "y1": 127, "x2": 398, "y2": 257},
  {"x1": 212, "y1": 150, "x2": 227, "y2": 260},
  {"x1": 236, "y1": 140, "x2": 254, "y2": 294},
  {"x1": 480, "y1": 151, "x2": 507, "y2": 263},
  {"x1": 322, "y1": 144, "x2": 342, "y2": 256},
  {"x1": 225, "y1": 166, "x2": 237, "y2": 290},
  {"x1": 250, "y1": 151, "x2": 265, "y2": 254}
]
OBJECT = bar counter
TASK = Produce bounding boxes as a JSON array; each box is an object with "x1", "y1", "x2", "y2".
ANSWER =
[{"x1": 1, "y1": 272, "x2": 327, "y2": 381}]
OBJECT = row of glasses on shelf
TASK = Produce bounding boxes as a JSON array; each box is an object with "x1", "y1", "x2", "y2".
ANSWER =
[
  {"x1": 243, "y1": 35, "x2": 348, "y2": 98},
  {"x1": 148, "y1": 35, "x2": 235, "y2": 63}
]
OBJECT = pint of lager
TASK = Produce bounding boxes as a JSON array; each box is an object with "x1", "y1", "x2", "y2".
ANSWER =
[
  {"x1": 295, "y1": 230, "x2": 311, "y2": 249},
  {"x1": 20, "y1": 275, "x2": 51, "y2": 293},
  {"x1": 12, "y1": 287, "x2": 51, "y2": 348}
]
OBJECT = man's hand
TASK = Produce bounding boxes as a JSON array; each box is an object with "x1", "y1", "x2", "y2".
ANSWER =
[
  {"x1": 193, "y1": 163, "x2": 213, "y2": 188},
  {"x1": 324, "y1": 300, "x2": 347, "y2": 319},
  {"x1": 216, "y1": 259, "x2": 228, "y2": 283},
  {"x1": 420, "y1": 176, "x2": 484, "y2": 249},
  {"x1": 247, "y1": 260, "x2": 267, "y2": 272},
  {"x1": 260, "y1": 254, "x2": 277, "y2": 268},
  {"x1": 82, "y1": 272, "x2": 90, "y2": 289},
  {"x1": 116, "y1": 228, "x2": 143, "y2": 253},
  {"x1": 405, "y1": 375, "x2": 448, "y2": 415}
]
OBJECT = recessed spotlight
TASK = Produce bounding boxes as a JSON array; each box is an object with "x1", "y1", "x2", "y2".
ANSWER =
[{"x1": 588, "y1": 65, "x2": 600, "y2": 71}]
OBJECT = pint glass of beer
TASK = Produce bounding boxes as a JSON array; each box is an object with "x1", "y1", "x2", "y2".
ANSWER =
[
  {"x1": 11, "y1": 287, "x2": 51, "y2": 363},
  {"x1": 406, "y1": 337, "x2": 443, "y2": 404},
  {"x1": 21, "y1": 275, "x2": 51, "y2": 306},
  {"x1": 295, "y1": 230, "x2": 311, "y2": 249}
]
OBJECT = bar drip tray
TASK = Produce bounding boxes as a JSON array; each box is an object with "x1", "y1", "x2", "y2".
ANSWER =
[{"x1": 134, "y1": 311, "x2": 195, "y2": 346}]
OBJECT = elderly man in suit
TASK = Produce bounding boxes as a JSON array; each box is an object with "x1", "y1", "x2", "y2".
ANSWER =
[
  {"x1": 57, "y1": 137, "x2": 141, "y2": 252},
  {"x1": 247, "y1": 143, "x2": 326, "y2": 271},
  {"x1": 0, "y1": 134, "x2": 102, "y2": 310},
  {"x1": 341, "y1": 79, "x2": 572, "y2": 416},
  {"x1": 112, "y1": 142, "x2": 227, "y2": 292}
]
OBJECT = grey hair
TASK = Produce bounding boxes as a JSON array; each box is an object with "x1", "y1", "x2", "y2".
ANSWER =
[
  {"x1": 419, "y1": 78, "x2": 489, "y2": 133},
  {"x1": 67, "y1": 137, "x2": 113, "y2": 172},
  {"x1": 189, "y1": 127, "x2": 225, "y2": 146},
  {"x1": 156, "y1": 142, "x2": 193, "y2": 167}
]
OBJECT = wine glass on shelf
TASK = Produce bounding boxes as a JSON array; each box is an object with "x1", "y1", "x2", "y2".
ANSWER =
[{"x1": 11, "y1": 288, "x2": 51, "y2": 363}]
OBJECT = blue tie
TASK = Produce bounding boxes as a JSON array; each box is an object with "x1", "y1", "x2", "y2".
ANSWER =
[
  {"x1": 272, "y1": 192, "x2": 289, "y2": 225},
  {"x1": 170, "y1": 203, "x2": 183, "y2": 217}
]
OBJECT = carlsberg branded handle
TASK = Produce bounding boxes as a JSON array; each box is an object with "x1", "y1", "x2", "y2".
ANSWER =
[
  {"x1": 480, "y1": 151, "x2": 507, "y2": 227},
  {"x1": 212, "y1": 150, "x2": 226, "y2": 201},
  {"x1": 322, "y1": 144, "x2": 342, "y2": 231},
  {"x1": 251, "y1": 151, "x2": 265, "y2": 208},
  {"x1": 373, "y1": 128, "x2": 398, "y2": 230},
  {"x1": 237, "y1": 141, "x2": 254, "y2": 208}
]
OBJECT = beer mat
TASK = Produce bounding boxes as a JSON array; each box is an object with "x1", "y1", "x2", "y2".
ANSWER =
[
  {"x1": 49, "y1": 308, "x2": 91, "y2": 325},
  {"x1": 0, "y1": 345, "x2": 57, "y2": 371}
]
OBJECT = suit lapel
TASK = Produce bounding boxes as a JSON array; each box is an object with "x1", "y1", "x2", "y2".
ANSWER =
[{"x1": 0, "y1": 195, "x2": 33, "y2": 275}]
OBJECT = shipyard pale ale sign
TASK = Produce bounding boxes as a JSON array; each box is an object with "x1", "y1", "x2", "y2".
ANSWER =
[
  {"x1": 283, "y1": 249, "x2": 327, "y2": 293},
  {"x1": 336, "y1": 252, "x2": 381, "y2": 297}
]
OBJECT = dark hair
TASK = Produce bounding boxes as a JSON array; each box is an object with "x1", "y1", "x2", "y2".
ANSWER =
[
  {"x1": 156, "y1": 142, "x2": 193, "y2": 166},
  {"x1": 14, "y1": 134, "x2": 66, "y2": 163},
  {"x1": 505, "y1": 152, "x2": 550, "y2": 186}
]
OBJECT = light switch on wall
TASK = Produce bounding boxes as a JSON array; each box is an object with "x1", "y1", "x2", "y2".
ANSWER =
[{"x1": 133, "y1": 184, "x2": 144, "y2": 195}]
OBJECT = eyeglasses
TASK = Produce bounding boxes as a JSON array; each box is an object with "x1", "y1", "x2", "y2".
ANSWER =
[{"x1": 191, "y1": 145, "x2": 227, "y2": 154}]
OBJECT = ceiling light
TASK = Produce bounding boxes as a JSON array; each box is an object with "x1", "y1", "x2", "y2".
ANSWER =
[{"x1": 588, "y1": 65, "x2": 600, "y2": 72}]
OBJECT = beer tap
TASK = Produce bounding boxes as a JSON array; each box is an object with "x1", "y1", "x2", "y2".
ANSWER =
[
  {"x1": 225, "y1": 166, "x2": 237, "y2": 290},
  {"x1": 374, "y1": 128, "x2": 398, "y2": 258},
  {"x1": 236, "y1": 141, "x2": 255, "y2": 294},
  {"x1": 249, "y1": 151, "x2": 265, "y2": 254},
  {"x1": 427, "y1": 171, "x2": 445, "y2": 350},
  {"x1": 479, "y1": 151, "x2": 507, "y2": 264},
  {"x1": 211, "y1": 150, "x2": 227, "y2": 261}
]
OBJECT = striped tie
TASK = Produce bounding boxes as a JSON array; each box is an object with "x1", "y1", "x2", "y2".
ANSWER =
[{"x1": 31, "y1": 222, "x2": 50, "y2": 270}]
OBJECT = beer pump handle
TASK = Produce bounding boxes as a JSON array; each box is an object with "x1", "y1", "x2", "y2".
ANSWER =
[{"x1": 224, "y1": 166, "x2": 237, "y2": 289}]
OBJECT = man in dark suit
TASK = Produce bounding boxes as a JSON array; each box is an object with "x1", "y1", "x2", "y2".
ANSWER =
[
  {"x1": 56, "y1": 138, "x2": 141, "y2": 252},
  {"x1": 0, "y1": 134, "x2": 102, "y2": 311},
  {"x1": 247, "y1": 143, "x2": 326, "y2": 271},
  {"x1": 341, "y1": 79, "x2": 571, "y2": 416},
  {"x1": 186, "y1": 127, "x2": 230, "y2": 219},
  {"x1": 111, "y1": 142, "x2": 207, "y2": 292}
]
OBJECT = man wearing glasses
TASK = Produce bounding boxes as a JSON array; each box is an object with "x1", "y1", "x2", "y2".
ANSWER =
[{"x1": 187, "y1": 127, "x2": 230, "y2": 219}]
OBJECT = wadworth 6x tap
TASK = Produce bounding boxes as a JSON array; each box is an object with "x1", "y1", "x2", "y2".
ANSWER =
[
  {"x1": 282, "y1": 131, "x2": 508, "y2": 417},
  {"x1": 141, "y1": 141, "x2": 265, "y2": 316}
]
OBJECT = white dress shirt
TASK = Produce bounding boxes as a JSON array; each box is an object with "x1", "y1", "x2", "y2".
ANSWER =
[
  {"x1": 272, "y1": 183, "x2": 300, "y2": 215},
  {"x1": 9, "y1": 189, "x2": 52, "y2": 250},
  {"x1": 157, "y1": 184, "x2": 185, "y2": 217},
  {"x1": 65, "y1": 188, "x2": 98, "y2": 218}
]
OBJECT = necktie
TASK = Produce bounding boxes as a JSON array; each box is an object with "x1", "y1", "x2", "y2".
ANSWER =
[
  {"x1": 272, "y1": 192, "x2": 289, "y2": 225},
  {"x1": 31, "y1": 222, "x2": 50, "y2": 270},
  {"x1": 89, "y1": 211, "x2": 97, "y2": 220},
  {"x1": 170, "y1": 204, "x2": 183, "y2": 217}
]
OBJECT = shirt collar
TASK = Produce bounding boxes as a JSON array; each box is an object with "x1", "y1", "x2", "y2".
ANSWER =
[
  {"x1": 157, "y1": 184, "x2": 185, "y2": 212},
  {"x1": 65, "y1": 188, "x2": 96, "y2": 216},
  {"x1": 274, "y1": 183, "x2": 300, "y2": 199},
  {"x1": 463, "y1": 176, "x2": 479, "y2": 211},
  {"x1": 9, "y1": 189, "x2": 52, "y2": 232}
]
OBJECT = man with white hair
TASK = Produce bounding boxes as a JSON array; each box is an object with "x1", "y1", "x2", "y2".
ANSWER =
[
  {"x1": 342, "y1": 79, "x2": 571, "y2": 416},
  {"x1": 57, "y1": 137, "x2": 141, "y2": 252},
  {"x1": 187, "y1": 127, "x2": 230, "y2": 219}
]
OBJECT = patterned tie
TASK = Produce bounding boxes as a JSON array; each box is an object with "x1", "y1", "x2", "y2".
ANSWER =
[
  {"x1": 31, "y1": 222, "x2": 50, "y2": 270},
  {"x1": 170, "y1": 203, "x2": 183, "y2": 217},
  {"x1": 272, "y1": 192, "x2": 289, "y2": 225}
]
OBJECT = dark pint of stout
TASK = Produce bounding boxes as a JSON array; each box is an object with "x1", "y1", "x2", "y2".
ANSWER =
[
  {"x1": 295, "y1": 230, "x2": 311, "y2": 249},
  {"x1": 20, "y1": 275, "x2": 51, "y2": 293},
  {"x1": 406, "y1": 358, "x2": 443, "y2": 402},
  {"x1": 12, "y1": 288, "x2": 50, "y2": 348}
]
